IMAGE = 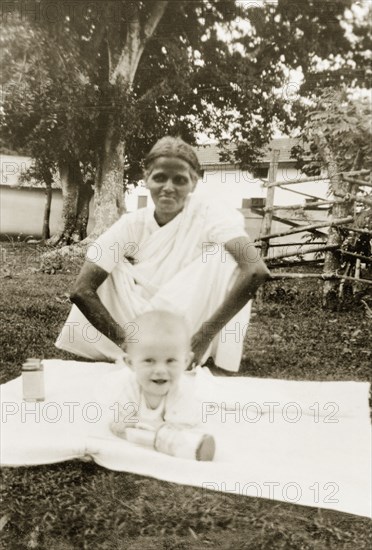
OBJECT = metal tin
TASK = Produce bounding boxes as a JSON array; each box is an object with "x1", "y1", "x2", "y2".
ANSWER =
[
  {"x1": 22, "y1": 359, "x2": 45, "y2": 402},
  {"x1": 154, "y1": 424, "x2": 215, "y2": 461}
]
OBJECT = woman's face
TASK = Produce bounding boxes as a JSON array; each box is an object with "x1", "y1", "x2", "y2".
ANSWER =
[{"x1": 145, "y1": 157, "x2": 197, "y2": 225}]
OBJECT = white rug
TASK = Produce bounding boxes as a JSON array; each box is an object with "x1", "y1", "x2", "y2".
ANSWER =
[{"x1": 1, "y1": 360, "x2": 370, "y2": 518}]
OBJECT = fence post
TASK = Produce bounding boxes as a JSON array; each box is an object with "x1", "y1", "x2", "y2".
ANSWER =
[
  {"x1": 255, "y1": 150, "x2": 280, "y2": 307},
  {"x1": 322, "y1": 149, "x2": 361, "y2": 305},
  {"x1": 260, "y1": 149, "x2": 280, "y2": 259}
]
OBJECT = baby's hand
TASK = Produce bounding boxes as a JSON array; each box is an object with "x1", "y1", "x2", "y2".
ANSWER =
[{"x1": 110, "y1": 420, "x2": 137, "y2": 439}]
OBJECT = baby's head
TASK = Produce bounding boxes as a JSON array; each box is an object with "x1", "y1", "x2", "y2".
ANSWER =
[{"x1": 125, "y1": 310, "x2": 193, "y2": 399}]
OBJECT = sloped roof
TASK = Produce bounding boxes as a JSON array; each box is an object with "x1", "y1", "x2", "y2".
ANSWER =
[
  {"x1": 196, "y1": 137, "x2": 299, "y2": 166},
  {"x1": 1, "y1": 137, "x2": 299, "y2": 188}
]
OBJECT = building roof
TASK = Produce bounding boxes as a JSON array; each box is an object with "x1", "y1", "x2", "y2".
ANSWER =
[
  {"x1": 196, "y1": 137, "x2": 299, "y2": 167},
  {"x1": 1, "y1": 137, "x2": 299, "y2": 189}
]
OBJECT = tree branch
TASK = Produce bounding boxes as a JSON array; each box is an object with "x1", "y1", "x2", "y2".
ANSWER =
[
  {"x1": 137, "y1": 78, "x2": 169, "y2": 103},
  {"x1": 142, "y1": 1, "x2": 169, "y2": 40},
  {"x1": 111, "y1": 1, "x2": 168, "y2": 84}
]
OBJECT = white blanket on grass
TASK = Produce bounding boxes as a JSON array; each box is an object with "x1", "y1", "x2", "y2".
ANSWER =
[{"x1": 1, "y1": 360, "x2": 371, "y2": 518}]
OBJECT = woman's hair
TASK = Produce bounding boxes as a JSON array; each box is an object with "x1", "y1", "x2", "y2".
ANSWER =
[{"x1": 144, "y1": 136, "x2": 201, "y2": 182}]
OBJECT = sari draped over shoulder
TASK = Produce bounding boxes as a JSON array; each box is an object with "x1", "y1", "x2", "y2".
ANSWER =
[{"x1": 56, "y1": 194, "x2": 251, "y2": 372}]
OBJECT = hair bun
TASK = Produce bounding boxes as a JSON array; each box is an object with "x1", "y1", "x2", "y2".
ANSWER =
[{"x1": 144, "y1": 136, "x2": 201, "y2": 176}]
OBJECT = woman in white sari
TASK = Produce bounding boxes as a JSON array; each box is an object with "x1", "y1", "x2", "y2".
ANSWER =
[{"x1": 56, "y1": 137, "x2": 270, "y2": 372}]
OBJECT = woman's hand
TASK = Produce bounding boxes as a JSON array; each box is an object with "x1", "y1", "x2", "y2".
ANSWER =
[
  {"x1": 124, "y1": 256, "x2": 138, "y2": 265},
  {"x1": 190, "y1": 330, "x2": 213, "y2": 367},
  {"x1": 70, "y1": 262, "x2": 127, "y2": 348}
]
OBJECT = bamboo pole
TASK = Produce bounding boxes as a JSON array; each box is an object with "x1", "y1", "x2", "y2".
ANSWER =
[
  {"x1": 257, "y1": 241, "x2": 326, "y2": 247},
  {"x1": 342, "y1": 176, "x2": 372, "y2": 188},
  {"x1": 251, "y1": 204, "x2": 329, "y2": 235},
  {"x1": 264, "y1": 244, "x2": 338, "y2": 261},
  {"x1": 260, "y1": 150, "x2": 280, "y2": 258},
  {"x1": 340, "y1": 226, "x2": 372, "y2": 235},
  {"x1": 268, "y1": 214, "x2": 328, "y2": 237},
  {"x1": 264, "y1": 174, "x2": 329, "y2": 188},
  {"x1": 340, "y1": 169, "x2": 370, "y2": 177},
  {"x1": 333, "y1": 191, "x2": 372, "y2": 207},
  {"x1": 264, "y1": 198, "x2": 346, "y2": 212},
  {"x1": 353, "y1": 258, "x2": 362, "y2": 296},
  {"x1": 338, "y1": 263, "x2": 351, "y2": 298},
  {"x1": 250, "y1": 205, "x2": 330, "y2": 237},
  {"x1": 337, "y1": 150, "x2": 364, "y2": 299},
  {"x1": 268, "y1": 259, "x2": 324, "y2": 268},
  {"x1": 256, "y1": 216, "x2": 353, "y2": 242},
  {"x1": 303, "y1": 202, "x2": 340, "y2": 210},
  {"x1": 269, "y1": 273, "x2": 372, "y2": 286},
  {"x1": 275, "y1": 186, "x2": 324, "y2": 200},
  {"x1": 263, "y1": 169, "x2": 370, "y2": 189},
  {"x1": 339, "y1": 250, "x2": 372, "y2": 263}
]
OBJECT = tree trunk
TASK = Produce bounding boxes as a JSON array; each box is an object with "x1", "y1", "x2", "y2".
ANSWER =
[
  {"x1": 41, "y1": 171, "x2": 53, "y2": 240},
  {"x1": 90, "y1": 1, "x2": 168, "y2": 237},
  {"x1": 93, "y1": 126, "x2": 126, "y2": 237},
  {"x1": 47, "y1": 159, "x2": 84, "y2": 246},
  {"x1": 42, "y1": 1, "x2": 168, "y2": 248},
  {"x1": 72, "y1": 180, "x2": 94, "y2": 242},
  {"x1": 321, "y1": 148, "x2": 354, "y2": 307},
  {"x1": 260, "y1": 149, "x2": 280, "y2": 258}
]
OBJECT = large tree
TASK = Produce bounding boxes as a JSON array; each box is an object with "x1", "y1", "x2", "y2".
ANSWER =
[{"x1": 1, "y1": 14, "x2": 96, "y2": 243}]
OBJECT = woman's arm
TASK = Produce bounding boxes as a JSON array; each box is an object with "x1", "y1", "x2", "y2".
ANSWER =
[
  {"x1": 70, "y1": 262, "x2": 127, "y2": 349},
  {"x1": 191, "y1": 236, "x2": 271, "y2": 363}
]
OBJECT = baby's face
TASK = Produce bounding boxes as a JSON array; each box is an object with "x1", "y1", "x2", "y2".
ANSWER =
[{"x1": 126, "y1": 333, "x2": 191, "y2": 398}]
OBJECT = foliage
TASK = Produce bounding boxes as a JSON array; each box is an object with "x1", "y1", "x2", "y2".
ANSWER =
[
  {"x1": 290, "y1": 88, "x2": 371, "y2": 301},
  {"x1": 2, "y1": 0, "x2": 370, "y2": 187},
  {"x1": 297, "y1": 2, "x2": 372, "y2": 94},
  {"x1": 288, "y1": 1, "x2": 371, "y2": 173},
  {"x1": 292, "y1": 89, "x2": 372, "y2": 175},
  {"x1": 0, "y1": 15, "x2": 97, "y2": 184}
]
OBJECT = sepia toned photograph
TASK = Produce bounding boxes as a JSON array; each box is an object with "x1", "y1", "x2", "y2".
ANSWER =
[{"x1": 0, "y1": 1, "x2": 371, "y2": 548}]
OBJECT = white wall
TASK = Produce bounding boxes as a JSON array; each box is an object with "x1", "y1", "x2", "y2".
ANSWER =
[
  {"x1": 125, "y1": 165, "x2": 330, "y2": 211},
  {"x1": 269, "y1": 166, "x2": 329, "y2": 206},
  {"x1": 0, "y1": 154, "x2": 331, "y2": 239},
  {"x1": 199, "y1": 165, "x2": 329, "y2": 207},
  {"x1": 0, "y1": 186, "x2": 64, "y2": 237},
  {"x1": 0, "y1": 186, "x2": 95, "y2": 238}
]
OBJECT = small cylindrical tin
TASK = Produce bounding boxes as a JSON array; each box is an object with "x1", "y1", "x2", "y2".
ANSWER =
[
  {"x1": 22, "y1": 358, "x2": 45, "y2": 402},
  {"x1": 154, "y1": 424, "x2": 215, "y2": 461}
]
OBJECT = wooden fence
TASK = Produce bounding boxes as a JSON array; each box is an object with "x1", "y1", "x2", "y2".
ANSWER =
[{"x1": 256, "y1": 150, "x2": 372, "y2": 297}]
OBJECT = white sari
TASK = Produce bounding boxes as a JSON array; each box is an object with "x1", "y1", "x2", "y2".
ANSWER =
[{"x1": 56, "y1": 194, "x2": 252, "y2": 372}]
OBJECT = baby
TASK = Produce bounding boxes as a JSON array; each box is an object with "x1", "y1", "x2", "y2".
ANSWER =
[{"x1": 110, "y1": 310, "x2": 200, "y2": 438}]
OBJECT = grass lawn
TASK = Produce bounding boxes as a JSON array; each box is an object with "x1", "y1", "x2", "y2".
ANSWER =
[{"x1": 1, "y1": 242, "x2": 371, "y2": 550}]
